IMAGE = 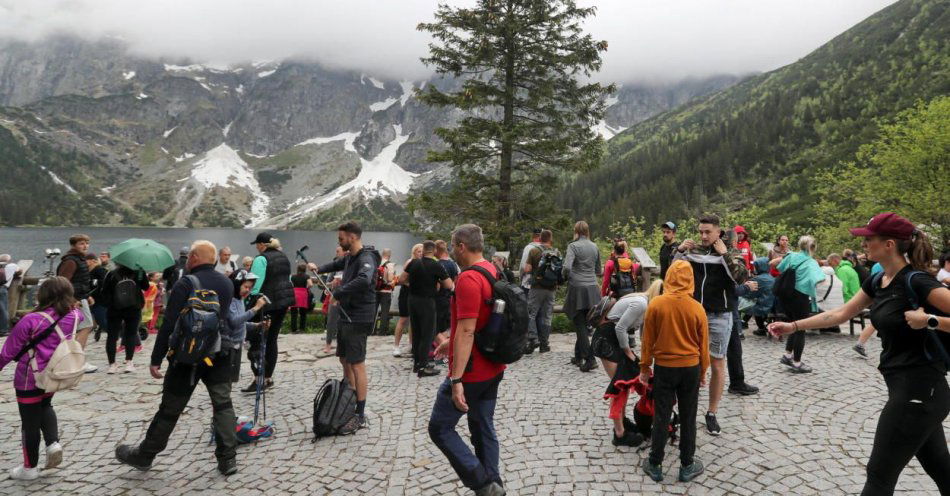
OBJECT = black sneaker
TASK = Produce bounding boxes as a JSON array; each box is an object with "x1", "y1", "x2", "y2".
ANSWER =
[
  {"x1": 241, "y1": 381, "x2": 258, "y2": 394},
  {"x1": 264, "y1": 379, "x2": 274, "y2": 390},
  {"x1": 217, "y1": 457, "x2": 237, "y2": 476},
  {"x1": 790, "y1": 363, "x2": 813, "y2": 374},
  {"x1": 704, "y1": 412, "x2": 721, "y2": 436},
  {"x1": 115, "y1": 444, "x2": 153, "y2": 471},
  {"x1": 728, "y1": 383, "x2": 759, "y2": 396},
  {"x1": 623, "y1": 416, "x2": 637, "y2": 434},
  {"x1": 417, "y1": 367, "x2": 440, "y2": 377},
  {"x1": 679, "y1": 460, "x2": 704, "y2": 482},
  {"x1": 357, "y1": 414, "x2": 368, "y2": 430},
  {"x1": 569, "y1": 357, "x2": 579, "y2": 366},
  {"x1": 612, "y1": 430, "x2": 644, "y2": 447},
  {"x1": 780, "y1": 355, "x2": 793, "y2": 367},
  {"x1": 475, "y1": 482, "x2": 506, "y2": 496},
  {"x1": 853, "y1": 343, "x2": 868, "y2": 358},
  {"x1": 753, "y1": 329, "x2": 767, "y2": 336},
  {"x1": 539, "y1": 343, "x2": 550, "y2": 353},
  {"x1": 641, "y1": 458, "x2": 663, "y2": 482},
  {"x1": 579, "y1": 358, "x2": 598, "y2": 372}
]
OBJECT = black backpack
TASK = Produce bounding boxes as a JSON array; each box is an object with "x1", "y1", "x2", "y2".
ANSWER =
[
  {"x1": 773, "y1": 259, "x2": 806, "y2": 302},
  {"x1": 312, "y1": 378, "x2": 358, "y2": 440},
  {"x1": 871, "y1": 270, "x2": 950, "y2": 368},
  {"x1": 167, "y1": 275, "x2": 222, "y2": 368},
  {"x1": 533, "y1": 250, "x2": 564, "y2": 289},
  {"x1": 609, "y1": 257, "x2": 637, "y2": 297},
  {"x1": 464, "y1": 265, "x2": 529, "y2": 364},
  {"x1": 112, "y1": 274, "x2": 140, "y2": 310}
]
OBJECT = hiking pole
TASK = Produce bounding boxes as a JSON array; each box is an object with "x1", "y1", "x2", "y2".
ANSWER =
[
  {"x1": 297, "y1": 245, "x2": 352, "y2": 322},
  {"x1": 254, "y1": 317, "x2": 270, "y2": 426}
]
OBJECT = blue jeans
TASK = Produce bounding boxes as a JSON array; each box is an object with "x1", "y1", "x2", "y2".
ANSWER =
[
  {"x1": 428, "y1": 374, "x2": 504, "y2": 490},
  {"x1": 0, "y1": 286, "x2": 9, "y2": 333}
]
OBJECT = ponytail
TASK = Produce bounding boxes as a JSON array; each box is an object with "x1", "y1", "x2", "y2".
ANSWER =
[{"x1": 900, "y1": 230, "x2": 934, "y2": 272}]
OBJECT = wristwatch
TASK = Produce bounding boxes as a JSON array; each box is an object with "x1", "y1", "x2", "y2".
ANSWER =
[
  {"x1": 450, "y1": 377, "x2": 463, "y2": 385},
  {"x1": 928, "y1": 314, "x2": 940, "y2": 330}
]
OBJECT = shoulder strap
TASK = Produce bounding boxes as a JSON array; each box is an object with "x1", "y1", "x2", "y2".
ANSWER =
[
  {"x1": 464, "y1": 264, "x2": 498, "y2": 286},
  {"x1": 903, "y1": 270, "x2": 928, "y2": 310},
  {"x1": 184, "y1": 274, "x2": 202, "y2": 291},
  {"x1": 819, "y1": 272, "x2": 834, "y2": 302},
  {"x1": 13, "y1": 312, "x2": 69, "y2": 362}
]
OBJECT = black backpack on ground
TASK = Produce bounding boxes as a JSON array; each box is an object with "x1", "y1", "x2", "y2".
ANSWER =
[
  {"x1": 312, "y1": 378, "x2": 358, "y2": 440},
  {"x1": 112, "y1": 274, "x2": 141, "y2": 310},
  {"x1": 464, "y1": 265, "x2": 529, "y2": 364},
  {"x1": 533, "y1": 250, "x2": 564, "y2": 290}
]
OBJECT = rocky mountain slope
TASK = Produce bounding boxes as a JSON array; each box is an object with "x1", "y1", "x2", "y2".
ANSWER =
[{"x1": 0, "y1": 35, "x2": 740, "y2": 229}]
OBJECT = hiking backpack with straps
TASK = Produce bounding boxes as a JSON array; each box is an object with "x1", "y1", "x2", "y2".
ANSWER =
[
  {"x1": 167, "y1": 275, "x2": 222, "y2": 367},
  {"x1": 871, "y1": 270, "x2": 950, "y2": 368},
  {"x1": 312, "y1": 378, "x2": 359, "y2": 440},
  {"x1": 112, "y1": 273, "x2": 140, "y2": 310},
  {"x1": 464, "y1": 264, "x2": 529, "y2": 364},
  {"x1": 375, "y1": 261, "x2": 395, "y2": 291},
  {"x1": 15, "y1": 312, "x2": 86, "y2": 392},
  {"x1": 533, "y1": 250, "x2": 564, "y2": 290},
  {"x1": 609, "y1": 256, "x2": 638, "y2": 297}
]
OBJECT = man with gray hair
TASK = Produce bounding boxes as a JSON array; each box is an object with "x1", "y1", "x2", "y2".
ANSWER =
[
  {"x1": 0, "y1": 254, "x2": 19, "y2": 336},
  {"x1": 429, "y1": 224, "x2": 506, "y2": 496}
]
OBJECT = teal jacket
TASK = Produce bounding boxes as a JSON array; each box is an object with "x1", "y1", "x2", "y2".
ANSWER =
[{"x1": 777, "y1": 251, "x2": 826, "y2": 312}]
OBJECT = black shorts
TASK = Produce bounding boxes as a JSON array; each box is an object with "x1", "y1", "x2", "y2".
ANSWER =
[
  {"x1": 398, "y1": 287, "x2": 410, "y2": 317},
  {"x1": 591, "y1": 322, "x2": 623, "y2": 363},
  {"x1": 337, "y1": 322, "x2": 371, "y2": 364}
]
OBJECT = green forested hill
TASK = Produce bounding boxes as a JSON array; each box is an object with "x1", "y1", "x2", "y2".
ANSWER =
[{"x1": 563, "y1": 0, "x2": 949, "y2": 236}]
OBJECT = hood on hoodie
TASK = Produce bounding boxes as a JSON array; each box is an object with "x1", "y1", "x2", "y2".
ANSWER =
[
  {"x1": 753, "y1": 256, "x2": 770, "y2": 275},
  {"x1": 734, "y1": 225, "x2": 748, "y2": 241},
  {"x1": 664, "y1": 260, "x2": 694, "y2": 296}
]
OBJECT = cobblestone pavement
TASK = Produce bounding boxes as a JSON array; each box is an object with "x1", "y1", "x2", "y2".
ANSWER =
[{"x1": 0, "y1": 326, "x2": 945, "y2": 495}]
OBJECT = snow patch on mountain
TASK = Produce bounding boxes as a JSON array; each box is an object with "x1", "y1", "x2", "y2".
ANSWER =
[
  {"x1": 163, "y1": 126, "x2": 177, "y2": 138},
  {"x1": 190, "y1": 144, "x2": 271, "y2": 226},
  {"x1": 40, "y1": 166, "x2": 77, "y2": 194},
  {"x1": 399, "y1": 81, "x2": 415, "y2": 106},
  {"x1": 361, "y1": 74, "x2": 385, "y2": 89},
  {"x1": 174, "y1": 152, "x2": 195, "y2": 163},
  {"x1": 136, "y1": 93, "x2": 149, "y2": 100},
  {"x1": 296, "y1": 131, "x2": 360, "y2": 150},
  {"x1": 122, "y1": 71, "x2": 136, "y2": 80},
  {"x1": 257, "y1": 69, "x2": 276, "y2": 78},
  {"x1": 592, "y1": 121, "x2": 626, "y2": 140},
  {"x1": 370, "y1": 97, "x2": 399, "y2": 112},
  {"x1": 223, "y1": 121, "x2": 233, "y2": 137}
]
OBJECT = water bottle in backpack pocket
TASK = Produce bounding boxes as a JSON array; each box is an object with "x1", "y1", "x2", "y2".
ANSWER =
[{"x1": 464, "y1": 265, "x2": 529, "y2": 364}]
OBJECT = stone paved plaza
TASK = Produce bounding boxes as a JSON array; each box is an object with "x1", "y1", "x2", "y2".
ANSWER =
[{"x1": 0, "y1": 327, "x2": 945, "y2": 495}]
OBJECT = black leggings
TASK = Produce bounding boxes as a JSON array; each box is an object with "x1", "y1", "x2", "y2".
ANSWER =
[
  {"x1": 573, "y1": 310, "x2": 592, "y2": 362},
  {"x1": 862, "y1": 368, "x2": 950, "y2": 495},
  {"x1": 781, "y1": 291, "x2": 811, "y2": 362},
  {"x1": 16, "y1": 390, "x2": 58, "y2": 469},
  {"x1": 290, "y1": 307, "x2": 308, "y2": 332},
  {"x1": 409, "y1": 295, "x2": 437, "y2": 370},
  {"x1": 248, "y1": 307, "x2": 286, "y2": 378},
  {"x1": 107, "y1": 307, "x2": 141, "y2": 363}
]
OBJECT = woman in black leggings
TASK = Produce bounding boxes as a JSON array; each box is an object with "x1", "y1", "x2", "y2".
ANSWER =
[{"x1": 769, "y1": 213, "x2": 950, "y2": 495}]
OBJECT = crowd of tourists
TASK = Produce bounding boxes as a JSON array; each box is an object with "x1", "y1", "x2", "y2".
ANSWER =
[{"x1": 0, "y1": 212, "x2": 948, "y2": 496}]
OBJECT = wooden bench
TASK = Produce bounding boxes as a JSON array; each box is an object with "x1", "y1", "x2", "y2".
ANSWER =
[
  {"x1": 631, "y1": 247, "x2": 658, "y2": 290},
  {"x1": 849, "y1": 308, "x2": 870, "y2": 335}
]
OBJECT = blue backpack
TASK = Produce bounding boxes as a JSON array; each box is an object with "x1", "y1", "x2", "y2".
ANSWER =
[
  {"x1": 871, "y1": 270, "x2": 950, "y2": 368},
  {"x1": 168, "y1": 275, "x2": 222, "y2": 368}
]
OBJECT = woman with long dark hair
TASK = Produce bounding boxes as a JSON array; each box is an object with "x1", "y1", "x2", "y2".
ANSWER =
[
  {"x1": 769, "y1": 213, "x2": 950, "y2": 495},
  {"x1": 0, "y1": 277, "x2": 81, "y2": 479}
]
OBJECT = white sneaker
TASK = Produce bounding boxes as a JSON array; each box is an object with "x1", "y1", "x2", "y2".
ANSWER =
[
  {"x1": 124, "y1": 361, "x2": 135, "y2": 373},
  {"x1": 392, "y1": 346, "x2": 402, "y2": 357},
  {"x1": 107, "y1": 363, "x2": 120, "y2": 374},
  {"x1": 83, "y1": 363, "x2": 98, "y2": 374},
  {"x1": 9, "y1": 466, "x2": 40, "y2": 481},
  {"x1": 45, "y1": 442, "x2": 62, "y2": 469}
]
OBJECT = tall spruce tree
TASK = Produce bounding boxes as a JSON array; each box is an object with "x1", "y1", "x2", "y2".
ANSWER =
[{"x1": 414, "y1": 0, "x2": 613, "y2": 249}]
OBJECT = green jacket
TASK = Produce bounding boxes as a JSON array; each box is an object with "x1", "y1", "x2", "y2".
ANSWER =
[{"x1": 834, "y1": 260, "x2": 861, "y2": 303}]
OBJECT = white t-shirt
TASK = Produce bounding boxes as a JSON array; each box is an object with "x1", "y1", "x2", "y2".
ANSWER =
[
  {"x1": 215, "y1": 260, "x2": 237, "y2": 275},
  {"x1": 1, "y1": 262, "x2": 18, "y2": 288},
  {"x1": 520, "y1": 242, "x2": 540, "y2": 289},
  {"x1": 938, "y1": 268, "x2": 950, "y2": 285}
]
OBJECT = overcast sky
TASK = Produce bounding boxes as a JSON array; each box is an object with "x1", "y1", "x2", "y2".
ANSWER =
[{"x1": 0, "y1": 0, "x2": 898, "y2": 82}]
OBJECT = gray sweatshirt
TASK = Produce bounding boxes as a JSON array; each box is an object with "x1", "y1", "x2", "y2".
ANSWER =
[{"x1": 606, "y1": 294, "x2": 648, "y2": 350}]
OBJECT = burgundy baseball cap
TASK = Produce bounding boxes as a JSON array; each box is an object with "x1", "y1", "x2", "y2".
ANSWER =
[{"x1": 849, "y1": 212, "x2": 916, "y2": 240}]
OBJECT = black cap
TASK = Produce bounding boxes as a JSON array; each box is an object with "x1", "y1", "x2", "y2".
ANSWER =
[
  {"x1": 251, "y1": 232, "x2": 273, "y2": 245},
  {"x1": 532, "y1": 227, "x2": 542, "y2": 235},
  {"x1": 661, "y1": 221, "x2": 676, "y2": 231}
]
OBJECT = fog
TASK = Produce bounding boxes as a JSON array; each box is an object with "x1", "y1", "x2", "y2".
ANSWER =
[{"x1": 0, "y1": 0, "x2": 898, "y2": 82}]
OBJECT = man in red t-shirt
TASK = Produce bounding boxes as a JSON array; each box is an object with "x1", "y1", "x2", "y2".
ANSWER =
[{"x1": 428, "y1": 224, "x2": 506, "y2": 496}]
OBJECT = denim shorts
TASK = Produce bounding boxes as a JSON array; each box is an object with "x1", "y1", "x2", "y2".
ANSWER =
[{"x1": 707, "y1": 312, "x2": 733, "y2": 359}]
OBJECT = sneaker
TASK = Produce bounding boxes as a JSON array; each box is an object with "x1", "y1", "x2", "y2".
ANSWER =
[
  {"x1": 240, "y1": 381, "x2": 258, "y2": 394},
  {"x1": 45, "y1": 442, "x2": 63, "y2": 470},
  {"x1": 107, "y1": 363, "x2": 120, "y2": 375},
  {"x1": 641, "y1": 458, "x2": 663, "y2": 482},
  {"x1": 357, "y1": 415, "x2": 368, "y2": 430},
  {"x1": 94, "y1": 327, "x2": 102, "y2": 342},
  {"x1": 569, "y1": 357, "x2": 579, "y2": 366},
  {"x1": 853, "y1": 343, "x2": 868, "y2": 358},
  {"x1": 114, "y1": 444, "x2": 153, "y2": 471},
  {"x1": 475, "y1": 482, "x2": 506, "y2": 496},
  {"x1": 612, "y1": 430, "x2": 644, "y2": 447},
  {"x1": 623, "y1": 416, "x2": 637, "y2": 434},
  {"x1": 679, "y1": 460, "x2": 705, "y2": 482},
  {"x1": 539, "y1": 343, "x2": 550, "y2": 353},
  {"x1": 752, "y1": 329, "x2": 767, "y2": 336},
  {"x1": 728, "y1": 383, "x2": 759, "y2": 396},
  {"x1": 704, "y1": 412, "x2": 721, "y2": 436},
  {"x1": 780, "y1": 355, "x2": 793, "y2": 367},
  {"x1": 217, "y1": 457, "x2": 237, "y2": 476},
  {"x1": 790, "y1": 363, "x2": 813, "y2": 374},
  {"x1": 579, "y1": 358, "x2": 598, "y2": 373},
  {"x1": 124, "y1": 361, "x2": 135, "y2": 374},
  {"x1": 264, "y1": 379, "x2": 274, "y2": 390},
  {"x1": 392, "y1": 346, "x2": 402, "y2": 357},
  {"x1": 417, "y1": 367, "x2": 440, "y2": 378},
  {"x1": 83, "y1": 363, "x2": 98, "y2": 374},
  {"x1": 8, "y1": 466, "x2": 40, "y2": 481}
]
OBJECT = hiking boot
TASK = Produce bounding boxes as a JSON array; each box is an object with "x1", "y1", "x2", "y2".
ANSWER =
[
  {"x1": 417, "y1": 367, "x2": 440, "y2": 378},
  {"x1": 217, "y1": 457, "x2": 238, "y2": 476},
  {"x1": 679, "y1": 460, "x2": 705, "y2": 482},
  {"x1": 475, "y1": 481, "x2": 506, "y2": 496},
  {"x1": 728, "y1": 383, "x2": 759, "y2": 396},
  {"x1": 45, "y1": 442, "x2": 63, "y2": 470},
  {"x1": 115, "y1": 444, "x2": 153, "y2": 471},
  {"x1": 790, "y1": 363, "x2": 813, "y2": 374},
  {"x1": 523, "y1": 342, "x2": 535, "y2": 355},
  {"x1": 612, "y1": 430, "x2": 644, "y2": 447},
  {"x1": 641, "y1": 458, "x2": 663, "y2": 482},
  {"x1": 539, "y1": 343, "x2": 550, "y2": 353},
  {"x1": 579, "y1": 358, "x2": 598, "y2": 373},
  {"x1": 8, "y1": 466, "x2": 40, "y2": 481},
  {"x1": 704, "y1": 412, "x2": 721, "y2": 436},
  {"x1": 241, "y1": 381, "x2": 258, "y2": 394},
  {"x1": 853, "y1": 343, "x2": 868, "y2": 358},
  {"x1": 780, "y1": 355, "x2": 793, "y2": 367}
]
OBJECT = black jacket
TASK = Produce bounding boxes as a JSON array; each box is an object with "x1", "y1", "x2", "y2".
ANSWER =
[
  {"x1": 659, "y1": 240, "x2": 678, "y2": 281},
  {"x1": 674, "y1": 245, "x2": 748, "y2": 313},
  {"x1": 257, "y1": 248, "x2": 295, "y2": 311},
  {"x1": 151, "y1": 264, "x2": 233, "y2": 367},
  {"x1": 100, "y1": 265, "x2": 150, "y2": 310},
  {"x1": 57, "y1": 251, "x2": 92, "y2": 299},
  {"x1": 162, "y1": 256, "x2": 188, "y2": 289},
  {"x1": 318, "y1": 246, "x2": 382, "y2": 324}
]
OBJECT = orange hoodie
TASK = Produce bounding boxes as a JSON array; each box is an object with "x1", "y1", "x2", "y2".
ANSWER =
[{"x1": 640, "y1": 260, "x2": 710, "y2": 375}]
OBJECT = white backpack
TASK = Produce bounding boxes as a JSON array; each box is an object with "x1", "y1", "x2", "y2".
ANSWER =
[{"x1": 32, "y1": 313, "x2": 86, "y2": 392}]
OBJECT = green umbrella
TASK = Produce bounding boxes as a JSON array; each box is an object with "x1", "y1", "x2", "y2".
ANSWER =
[{"x1": 109, "y1": 238, "x2": 176, "y2": 273}]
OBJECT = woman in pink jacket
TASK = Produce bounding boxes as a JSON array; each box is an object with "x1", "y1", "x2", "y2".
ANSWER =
[{"x1": 0, "y1": 276, "x2": 82, "y2": 480}]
